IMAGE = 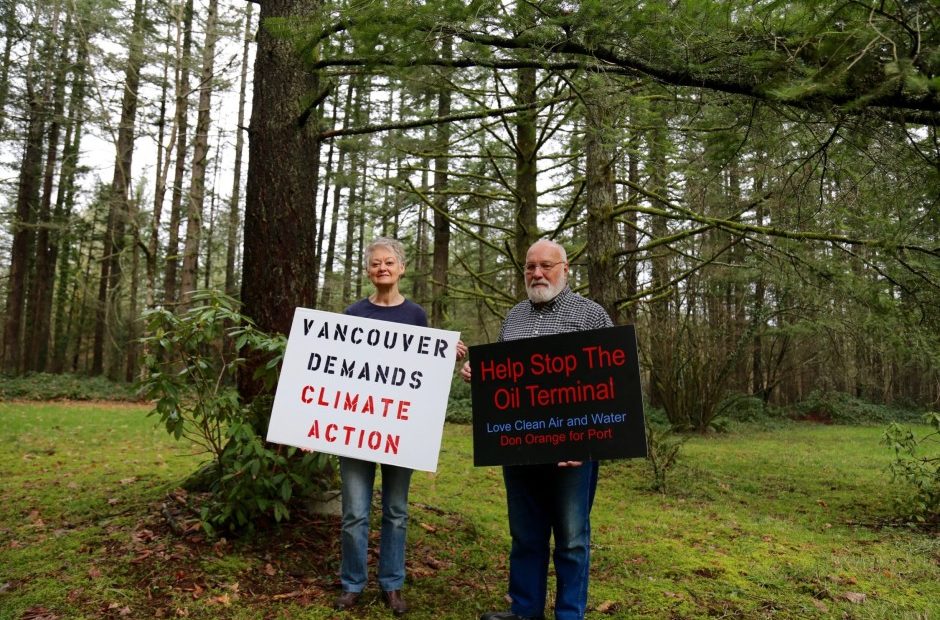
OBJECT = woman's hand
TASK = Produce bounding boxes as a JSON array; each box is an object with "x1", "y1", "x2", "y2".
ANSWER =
[{"x1": 455, "y1": 339, "x2": 468, "y2": 361}]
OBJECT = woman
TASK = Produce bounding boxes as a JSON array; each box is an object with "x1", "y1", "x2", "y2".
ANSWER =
[{"x1": 334, "y1": 237, "x2": 465, "y2": 616}]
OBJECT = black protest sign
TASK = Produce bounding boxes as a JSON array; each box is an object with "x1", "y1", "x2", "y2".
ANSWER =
[{"x1": 470, "y1": 325, "x2": 647, "y2": 466}]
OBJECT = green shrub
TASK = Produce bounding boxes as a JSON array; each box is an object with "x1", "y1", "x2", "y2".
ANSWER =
[
  {"x1": 882, "y1": 412, "x2": 940, "y2": 525},
  {"x1": 707, "y1": 394, "x2": 791, "y2": 432},
  {"x1": 0, "y1": 372, "x2": 138, "y2": 401},
  {"x1": 645, "y1": 421, "x2": 688, "y2": 493},
  {"x1": 793, "y1": 390, "x2": 922, "y2": 424},
  {"x1": 203, "y1": 416, "x2": 336, "y2": 535},
  {"x1": 719, "y1": 394, "x2": 770, "y2": 423},
  {"x1": 446, "y1": 376, "x2": 473, "y2": 424},
  {"x1": 642, "y1": 405, "x2": 670, "y2": 427},
  {"x1": 138, "y1": 290, "x2": 336, "y2": 535}
]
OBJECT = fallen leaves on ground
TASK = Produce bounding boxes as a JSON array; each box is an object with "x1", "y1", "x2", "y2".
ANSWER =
[
  {"x1": 105, "y1": 602, "x2": 132, "y2": 616},
  {"x1": 595, "y1": 600, "x2": 620, "y2": 614},
  {"x1": 841, "y1": 592, "x2": 867, "y2": 604},
  {"x1": 19, "y1": 488, "x2": 490, "y2": 617},
  {"x1": 20, "y1": 606, "x2": 60, "y2": 620}
]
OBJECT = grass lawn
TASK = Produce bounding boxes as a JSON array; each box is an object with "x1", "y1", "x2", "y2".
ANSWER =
[{"x1": 0, "y1": 401, "x2": 937, "y2": 619}]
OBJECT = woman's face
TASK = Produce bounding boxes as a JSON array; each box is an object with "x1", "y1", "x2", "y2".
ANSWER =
[{"x1": 367, "y1": 246, "x2": 405, "y2": 288}]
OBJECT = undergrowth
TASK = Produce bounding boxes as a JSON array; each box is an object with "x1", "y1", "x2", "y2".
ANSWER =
[{"x1": 0, "y1": 372, "x2": 140, "y2": 401}]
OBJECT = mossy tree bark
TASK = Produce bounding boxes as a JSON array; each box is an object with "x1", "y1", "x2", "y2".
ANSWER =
[{"x1": 239, "y1": 0, "x2": 322, "y2": 411}]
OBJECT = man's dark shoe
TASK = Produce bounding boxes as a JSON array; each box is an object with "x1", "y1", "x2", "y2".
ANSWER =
[
  {"x1": 382, "y1": 590, "x2": 409, "y2": 615},
  {"x1": 333, "y1": 591, "x2": 361, "y2": 611},
  {"x1": 480, "y1": 612, "x2": 542, "y2": 620}
]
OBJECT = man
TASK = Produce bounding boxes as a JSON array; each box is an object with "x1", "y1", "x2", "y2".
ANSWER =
[{"x1": 461, "y1": 239, "x2": 613, "y2": 620}]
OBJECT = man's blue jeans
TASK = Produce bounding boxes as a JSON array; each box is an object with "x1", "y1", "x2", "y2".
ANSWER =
[
  {"x1": 339, "y1": 457, "x2": 413, "y2": 592},
  {"x1": 503, "y1": 462, "x2": 598, "y2": 620}
]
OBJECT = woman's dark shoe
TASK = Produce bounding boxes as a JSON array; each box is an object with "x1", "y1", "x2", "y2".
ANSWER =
[
  {"x1": 333, "y1": 591, "x2": 361, "y2": 611},
  {"x1": 382, "y1": 590, "x2": 409, "y2": 615}
]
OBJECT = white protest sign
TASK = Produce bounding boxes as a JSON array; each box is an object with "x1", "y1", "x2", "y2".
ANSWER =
[{"x1": 266, "y1": 307, "x2": 460, "y2": 472}]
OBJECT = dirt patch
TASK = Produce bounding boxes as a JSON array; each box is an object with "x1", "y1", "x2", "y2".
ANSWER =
[{"x1": 105, "y1": 490, "x2": 342, "y2": 618}]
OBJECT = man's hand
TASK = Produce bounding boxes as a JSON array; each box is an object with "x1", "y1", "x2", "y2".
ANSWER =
[
  {"x1": 460, "y1": 361, "x2": 471, "y2": 383},
  {"x1": 557, "y1": 461, "x2": 583, "y2": 467},
  {"x1": 455, "y1": 340, "x2": 468, "y2": 361}
]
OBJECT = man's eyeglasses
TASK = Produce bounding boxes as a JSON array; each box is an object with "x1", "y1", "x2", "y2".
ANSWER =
[{"x1": 524, "y1": 260, "x2": 565, "y2": 274}]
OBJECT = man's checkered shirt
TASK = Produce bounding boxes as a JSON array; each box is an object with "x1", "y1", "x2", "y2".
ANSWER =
[{"x1": 498, "y1": 286, "x2": 613, "y2": 342}]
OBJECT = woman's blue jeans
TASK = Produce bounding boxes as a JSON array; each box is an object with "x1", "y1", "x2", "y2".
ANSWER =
[
  {"x1": 503, "y1": 462, "x2": 598, "y2": 620},
  {"x1": 339, "y1": 457, "x2": 413, "y2": 592}
]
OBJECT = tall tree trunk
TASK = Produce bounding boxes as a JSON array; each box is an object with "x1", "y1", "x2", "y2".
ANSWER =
[
  {"x1": 71, "y1": 207, "x2": 102, "y2": 373},
  {"x1": 341, "y1": 77, "x2": 365, "y2": 306},
  {"x1": 511, "y1": 0, "x2": 539, "y2": 294},
  {"x1": 0, "y1": 2, "x2": 17, "y2": 130},
  {"x1": 147, "y1": 22, "x2": 176, "y2": 311},
  {"x1": 51, "y1": 32, "x2": 88, "y2": 373},
  {"x1": 621, "y1": 127, "x2": 640, "y2": 324},
  {"x1": 514, "y1": 64, "x2": 538, "y2": 297},
  {"x1": 3, "y1": 6, "x2": 51, "y2": 373},
  {"x1": 476, "y1": 196, "x2": 489, "y2": 339},
  {"x1": 379, "y1": 88, "x2": 397, "y2": 236},
  {"x1": 224, "y1": 2, "x2": 252, "y2": 298},
  {"x1": 2, "y1": 70, "x2": 44, "y2": 373},
  {"x1": 412, "y1": 118, "x2": 431, "y2": 305},
  {"x1": 430, "y1": 35, "x2": 452, "y2": 327},
  {"x1": 356, "y1": 169, "x2": 365, "y2": 300},
  {"x1": 57, "y1": 222, "x2": 89, "y2": 373},
  {"x1": 583, "y1": 80, "x2": 621, "y2": 323},
  {"x1": 390, "y1": 99, "x2": 405, "y2": 240},
  {"x1": 239, "y1": 0, "x2": 322, "y2": 408},
  {"x1": 725, "y1": 159, "x2": 748, "y2": 391},
  {"x1": 27, "y1": 8, "x2": 71, "y2": 372},
  {"x1": 163, "y1": 0, "x2": 194, "y2": 309},
  {"x1": 647, "y1": 119, "x2": 671, "y2": 410},
  {"x1": 125, "y1": 188, "x2": 142, "y2": 382},
  {"x1": 313, "y1": 93, "x2": 339, "y2": 306},
  {"x1": 92, "y1": 0, "x2": 146, "y2": 377},
  {"x1": 751, "y1": 174, "x2": 768, "y2": 401},
  {"x1": 203, "y1": 137, "x2": 222, "y2": 290},
  {"x1": 179, "y1": 0, "x2": 218, "y2": 309},
  {"x1": 341, "y1": 173, "x2": 359, "y2": 305},
  {"x1": 323, "y1": 76, "x2": 353, "y2": 310}
]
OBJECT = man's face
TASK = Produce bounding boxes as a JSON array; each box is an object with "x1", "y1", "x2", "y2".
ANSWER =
[{"x1": 524, "y1": 242, "x2": 568, "y2": 303}]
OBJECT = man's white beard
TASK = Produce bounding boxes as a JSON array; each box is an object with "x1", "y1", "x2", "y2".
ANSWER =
[{"x1": 526, "y1": 278, "x2": 564, "y2": 303}]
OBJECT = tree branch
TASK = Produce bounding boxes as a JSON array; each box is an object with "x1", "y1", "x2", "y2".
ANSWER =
[
  {"x1": 318, "y1": 94, "x2": 575, "y2": 140},
  {"x1": 441, "y1": 27, "x2": 940, "y2": 122},
  {"x1": 617, "y1": 179, "x2": 940, "y2": 258}
]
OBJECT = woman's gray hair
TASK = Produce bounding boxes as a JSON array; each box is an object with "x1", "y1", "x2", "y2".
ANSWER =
[{"x1": 364, "y1": 237, "x2": 407, "y2": 268}]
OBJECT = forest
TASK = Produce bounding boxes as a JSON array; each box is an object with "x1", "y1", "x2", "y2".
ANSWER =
[{"x1": 1, "y1": 0, "x2": 939, "y2": 430}]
